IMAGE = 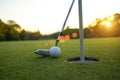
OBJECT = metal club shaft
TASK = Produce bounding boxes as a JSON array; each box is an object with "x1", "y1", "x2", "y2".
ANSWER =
[{"x1": 55, "y1": 0, "x2": 75, "y2": 46}]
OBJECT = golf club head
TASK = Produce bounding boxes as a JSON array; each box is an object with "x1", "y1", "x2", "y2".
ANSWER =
[{"x1": 34, "y1": 49, "x2": 50, "y2": 56}]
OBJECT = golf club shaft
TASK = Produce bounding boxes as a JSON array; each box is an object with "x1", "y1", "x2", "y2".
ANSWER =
[{"x1": 55, "y1": 0, "x2": 75, "y2": 46}]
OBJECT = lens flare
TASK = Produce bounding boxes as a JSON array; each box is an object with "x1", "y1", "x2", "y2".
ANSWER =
[
  {"x1": 60, "y1": 36, "x2": 65, "y2": 42},
  {"x1": 72, "y1": 32, "x2": 78, "y2": 38},
  {"x1": 60, "y1": 35, "x2": 70, "y2": 42},
  {"x1": 65, "y1": 35, "x2": 70, "y2": 40}
]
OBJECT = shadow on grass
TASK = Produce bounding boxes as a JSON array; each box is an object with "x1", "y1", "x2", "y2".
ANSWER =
[
  {"x1": 67, "y1": 56, "x2": 99, "y2": 62},
  {"x1": 33, "y1": 55, "x2": 60, "y2": 61}
]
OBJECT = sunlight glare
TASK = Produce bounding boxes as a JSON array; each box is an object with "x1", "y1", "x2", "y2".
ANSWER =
[{"x1": 102, "y1": 21, "x2": 111, "y2": 28}]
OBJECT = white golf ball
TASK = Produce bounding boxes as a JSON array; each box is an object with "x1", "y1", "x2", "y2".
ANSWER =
[{"x1": 49, "y1": 46, "x2": 61, "y2": 57}]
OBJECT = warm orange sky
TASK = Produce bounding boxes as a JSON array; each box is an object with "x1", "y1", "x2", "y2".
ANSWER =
[{"x1": 0, "y1": 0, "x2": 120, "y2": 34}]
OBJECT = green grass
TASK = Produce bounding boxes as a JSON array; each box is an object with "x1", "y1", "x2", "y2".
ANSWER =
[{"x1": 0, "y1": 38, "x2": 120, "y2": 80}]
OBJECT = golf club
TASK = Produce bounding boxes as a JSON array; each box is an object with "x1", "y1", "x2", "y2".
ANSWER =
[
  {"x1": 55, "y1": 0, "x2": 75, "y2": 46},
  {"x1": 34, "y1": 0, "x2": 75, "y2": 56},
  {"x1": 34, "y1": 49, "x2": 49, "y2": 56}
]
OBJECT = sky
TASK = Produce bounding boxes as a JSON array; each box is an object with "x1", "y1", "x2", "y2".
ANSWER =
[{"x1": 0, "y1": 0, "x2": 120, "y2": 34}]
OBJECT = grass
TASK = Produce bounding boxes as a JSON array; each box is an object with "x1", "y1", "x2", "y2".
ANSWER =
[{"x1": 0, "y1": 38, "x2": 120, "y2": 80}]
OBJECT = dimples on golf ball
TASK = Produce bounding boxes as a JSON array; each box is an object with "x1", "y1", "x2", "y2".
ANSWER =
[{"x1": 49, "y1": 46, "x2": 61, "y2": 57}]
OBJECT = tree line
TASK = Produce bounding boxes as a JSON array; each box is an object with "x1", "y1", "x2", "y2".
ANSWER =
[
  {"x1": 84, "y1": 13, "x2": 120, "y2": 38},
  {"x1": 0, "y1": 13, "x2": 120, "y2": 41},
  {"x1": 0, "y1": 20, "x2": 42, "y2": 41}
]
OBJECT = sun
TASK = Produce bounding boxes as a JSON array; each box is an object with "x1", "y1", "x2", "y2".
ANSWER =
[
  {"x1": 100, "y1": 15, "x2": 114, "y2": 28},
  {"x1": 101, "y1": 21, "x2": 112, "y2": 28},
  {"x1": 104, "y1": 21, "x2": 111, "y2": 28}
]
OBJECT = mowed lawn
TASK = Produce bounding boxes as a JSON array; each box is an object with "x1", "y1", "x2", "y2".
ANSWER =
[{"x1": 0, "y1": 38, "x2": 120, "y2": 80}]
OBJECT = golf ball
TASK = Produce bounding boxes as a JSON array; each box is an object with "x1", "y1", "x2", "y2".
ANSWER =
[{"x1": 49, "y1": 46, "x2": 61, "y2": 57}]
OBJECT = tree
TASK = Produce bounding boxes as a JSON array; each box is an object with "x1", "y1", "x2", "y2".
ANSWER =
[
  {"x1": 5, "y1": 20, "x2": 21, "y2": 40},
  {"x1": 112, "y1": 13, "x2": 120, "y2": 36},
  {"x1": 86, "y1": 13, "x2": 120, "y2": 38},
  {"x1": 20, "y1": 29, "x2": 26, "y2": 40},
  {"x1": 0, "y1": 20, "x2": 6, "y2": 40},
  {"x1": 28, "y1": 30, "x2": 42, "y2": 40},
  {"x1": 0, "y1": 20, "x2": 22, "y2": 41}
]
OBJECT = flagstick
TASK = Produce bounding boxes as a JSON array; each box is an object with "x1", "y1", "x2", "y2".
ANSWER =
[{"x1": 78, "y1": 0, "x2": 85, "y2": 63}]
